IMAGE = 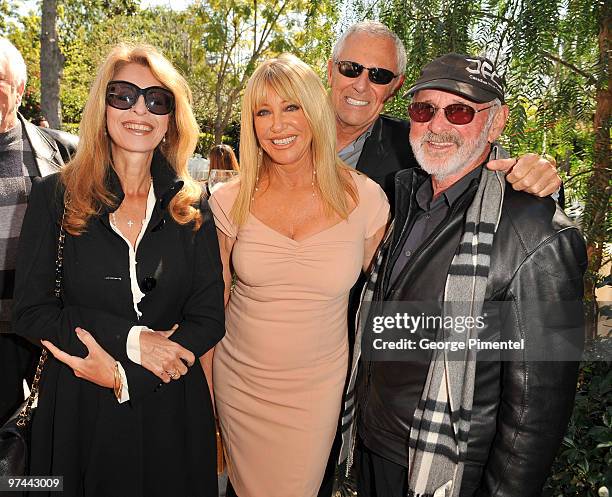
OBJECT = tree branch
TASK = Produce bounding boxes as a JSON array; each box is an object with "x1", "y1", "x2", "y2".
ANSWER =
[
  {"x1": 564, "y1": 167, "x2": 612, "y2": 184},
  {"x1": 540, "y1": 50, "x2": 598, "y2": 85}
]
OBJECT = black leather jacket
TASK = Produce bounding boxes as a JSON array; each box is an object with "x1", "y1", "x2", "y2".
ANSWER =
[
  {"x1": 358, "y1": 166, "x2": 587, "y2": 497},
  {"x1": 19, "y1": 113, "x2": 78, "y2": 176}
]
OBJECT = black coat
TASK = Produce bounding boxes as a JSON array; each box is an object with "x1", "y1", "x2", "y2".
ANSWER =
[{"x1": 12, "y1": 152, "x2": 225, "y2": 497}]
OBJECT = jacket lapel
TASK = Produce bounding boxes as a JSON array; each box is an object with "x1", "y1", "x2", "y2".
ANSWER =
[
  {"x1": 20, "y1": 114, "x2": 64, "y2": 177},
  {"x1": 149, "y1": 150, "x2": 183, "y2": 231},
  {"x1": 355, "y1": 117, "x2": 387, "y2": 177}
]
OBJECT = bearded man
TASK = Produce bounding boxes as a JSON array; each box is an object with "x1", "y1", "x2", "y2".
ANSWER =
[{"x1": 337, "y1": 53, "x2": 586, "y2": 497}]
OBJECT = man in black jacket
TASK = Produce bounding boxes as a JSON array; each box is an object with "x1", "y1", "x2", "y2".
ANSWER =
[
  {"x1": 337, "y1": 53, "x2": 586, "y2": 497},
  {"x1": 0, "y1": 37, "x2": 77, "y2": 424}
]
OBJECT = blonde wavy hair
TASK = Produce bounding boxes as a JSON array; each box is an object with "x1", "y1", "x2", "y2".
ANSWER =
[
  {"x1": 61, "y1": 42, "x2": 202, "y2": 234},
  {"x1": 231, "y1": 53, "x2": 357, "y2": 226}
]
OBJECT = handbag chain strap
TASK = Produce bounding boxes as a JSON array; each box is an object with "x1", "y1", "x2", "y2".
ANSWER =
[{"x1": 16, "y1": 204, "x2": 67, "y2": 427}]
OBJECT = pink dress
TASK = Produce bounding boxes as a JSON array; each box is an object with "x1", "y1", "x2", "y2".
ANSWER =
[{"x1": 209, "y1": 171, "x2": 389, "y2": 497}]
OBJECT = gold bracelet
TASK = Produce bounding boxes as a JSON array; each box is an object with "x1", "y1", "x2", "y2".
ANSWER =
[{"x1": 113, "y1": 362, "x2": 123, "y2": 401}]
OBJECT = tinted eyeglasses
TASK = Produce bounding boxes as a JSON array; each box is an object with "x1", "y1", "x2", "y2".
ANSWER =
[
  {"x1": 335, "y1": 60, "x2": 399, "y2": 85},
  {"x1": 106, "y1": 80, "x2": 175, "y2": 115},
  {"x1": 408, "y1": 102, "x2": 495, "y2": 125}
]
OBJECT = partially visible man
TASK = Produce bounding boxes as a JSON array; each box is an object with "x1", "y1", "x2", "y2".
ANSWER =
[
  {"x1": 327, "y1": 21, "x2": 561, "y2": 207},
  {"x1": 0, "y1": 38, "x2": 77, "y2": 424},
  {"x1": 338, "y1": 53, "x2": 586, "y2": 497},
  {"x1": 33, "y1": 115, "x2": 50, "y2": 128}
]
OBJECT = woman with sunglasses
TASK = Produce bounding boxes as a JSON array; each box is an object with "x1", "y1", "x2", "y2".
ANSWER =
[
  {"x1": 208, "y1": 53, "x2": 389, "y2": 497},
  {"x1": 13, "y1": 43, "x2": 224, "y2": 497}
]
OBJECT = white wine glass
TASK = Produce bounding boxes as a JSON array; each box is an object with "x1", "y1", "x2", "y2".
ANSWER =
[{"x1": 208, "y1": 169, "x2": 239, "y2": 194}]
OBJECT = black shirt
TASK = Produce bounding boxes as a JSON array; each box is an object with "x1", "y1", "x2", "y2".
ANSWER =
[{"x1": 389, "y1": 165, "x2": 484, "y2": 285}]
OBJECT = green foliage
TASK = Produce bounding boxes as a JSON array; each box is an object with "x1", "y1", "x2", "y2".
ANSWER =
[
  {"x1": 0, "y1": 0, "x2": 18, "y2": 35},
  {"x1": 184, "y1": 0, "x2": 338, "y2": 142},
  {"x1": 345, "y1": 0, "x2": 611, "y2": 315},
  {"x1": 196, "y1": 132, "x2": 233, "y2": 156},
  {"x1": 57, "y1": 0, "x2": 139, "y2": 45},
  {"x1": 5, "y1": 13, "x2": 42, "y2": 121},
  {"x1": 5, "y1": 0, "x2": 337, "y2": 141},
  {"x1": 61, "y1": 122, "x2": 79, "y2": 134},
  {"x1": 544, "y1": 361, "x2": 612, "y2": 496}
]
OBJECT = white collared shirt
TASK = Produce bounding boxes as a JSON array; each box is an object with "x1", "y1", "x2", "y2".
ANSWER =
[{"x1": 109, "y1": 183, "x2": 156, "y2": 403}]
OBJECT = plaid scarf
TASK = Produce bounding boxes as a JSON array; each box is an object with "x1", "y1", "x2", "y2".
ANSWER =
[
  {"x1": 407, "y1": 156, "x2": 505, "y2": 497},
  {"x1": 338, "y1": 146, "x2": 507, "y2": 497}
]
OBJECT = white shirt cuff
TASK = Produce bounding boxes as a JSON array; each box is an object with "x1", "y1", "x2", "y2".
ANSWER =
[
  {"x1": 116, "y1": 362, "x2": 130, "y2": 403},
  {"x1": 127, "y1": 326, "x2": 146, "y2": 364}
]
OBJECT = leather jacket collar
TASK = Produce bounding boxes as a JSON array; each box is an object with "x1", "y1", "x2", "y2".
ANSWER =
[{"x1": 19, "y1": 113, "x2": 64, "y2": 176}]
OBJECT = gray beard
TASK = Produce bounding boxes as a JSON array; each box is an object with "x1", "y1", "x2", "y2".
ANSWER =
[{"x1": 410, "y1": 127, "x2": 491, "y2": 181}]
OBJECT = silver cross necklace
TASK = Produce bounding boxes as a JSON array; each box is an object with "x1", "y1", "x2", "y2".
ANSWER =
[{"x1": 110, "y1": 177, "x2": 152, "y2": 231}]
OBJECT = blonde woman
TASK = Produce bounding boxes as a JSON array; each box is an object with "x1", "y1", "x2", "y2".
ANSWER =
[
  {"x1": 209, "y1": 53, "x2": 389, "y2": 497},
  {"x1": 13, "y1": 43, "x2": 224, "y2": 497}
]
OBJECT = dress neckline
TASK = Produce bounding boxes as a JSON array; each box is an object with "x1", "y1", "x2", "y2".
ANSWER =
[
  {"x1": 248, "y1": 201, "x2": 359, "y2": 244},
  {"x1": 247, "y1": 171, "x2": 364, "y2": 244}
]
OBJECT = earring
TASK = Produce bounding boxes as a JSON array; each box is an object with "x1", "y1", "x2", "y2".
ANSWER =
[{"x1": 162, "y1": 135, "x2": 167, "y2": 144}]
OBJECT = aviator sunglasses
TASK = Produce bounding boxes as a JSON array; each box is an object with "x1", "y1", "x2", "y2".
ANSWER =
[
  {"x1": 335, "y1": 60, "x2": 399, "y2": 85},
  {"x1": 408, "y1": 102, "x2": 495, "y2": 125},
  {"x1": 106, "y1": 80, "x2": 175, "y2": 115}
]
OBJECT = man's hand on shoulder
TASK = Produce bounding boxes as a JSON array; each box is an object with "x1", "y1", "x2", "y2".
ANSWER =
[{"x1": 487, "y1": 153, "x2": 561, "y2": 197}]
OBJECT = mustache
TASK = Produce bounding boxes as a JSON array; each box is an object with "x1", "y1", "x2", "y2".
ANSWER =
[{"x1": 419, "y1": 131, "x2": 463, "y2": 147}]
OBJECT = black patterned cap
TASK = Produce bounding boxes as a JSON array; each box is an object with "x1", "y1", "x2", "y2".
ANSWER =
[{"x1": 405, "y1": 53, "x2": 505, "y2": 103}]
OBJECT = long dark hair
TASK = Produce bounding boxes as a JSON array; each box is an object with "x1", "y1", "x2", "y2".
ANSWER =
[{"x1": 208, "y1": 144, "x2": 240, "y2": 171}]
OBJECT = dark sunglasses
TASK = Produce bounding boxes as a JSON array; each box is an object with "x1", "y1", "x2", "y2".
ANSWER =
[
  {"x1": 408, "y1": 102, "x2": 495, "y2": 125},
  {"x1": 106, "y1": 80, "x2": 175, "y2": 115},
  {"x1": 335, "y1": 60, "x2": 399, "y2": 85}
]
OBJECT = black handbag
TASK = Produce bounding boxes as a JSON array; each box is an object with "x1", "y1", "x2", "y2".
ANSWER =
[{"x1": 0, "y1": 206, "x2": 66, "y2": 477}]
